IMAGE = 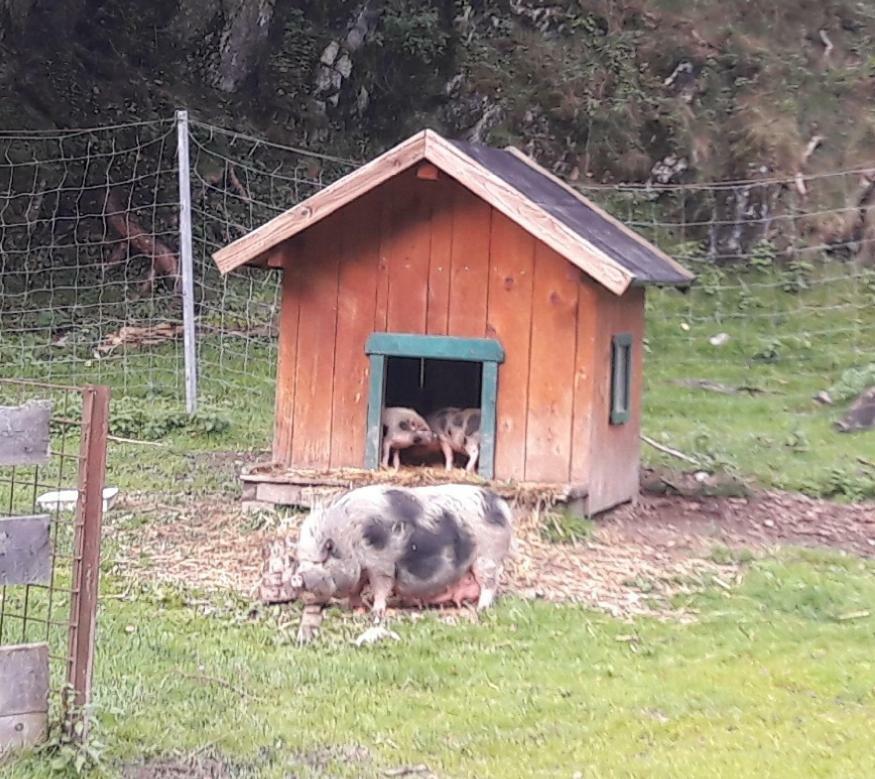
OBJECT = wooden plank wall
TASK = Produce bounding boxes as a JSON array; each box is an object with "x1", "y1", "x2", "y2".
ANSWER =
[
  {"x1": 270, "y1": 167, "x2": 643, "y2": 501},
  {"x1": 584, "y1": 286, "x2": 646, "y2": 514}
]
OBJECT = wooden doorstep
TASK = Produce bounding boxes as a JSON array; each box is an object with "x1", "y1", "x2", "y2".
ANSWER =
[{"x1": 238, "y1": 464, "x2": 588, "y2": 513}]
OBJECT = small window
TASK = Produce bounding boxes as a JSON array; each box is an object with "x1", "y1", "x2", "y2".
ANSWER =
[{"x1": 610, "y1": 334, "x2": 633, "y2": 425}]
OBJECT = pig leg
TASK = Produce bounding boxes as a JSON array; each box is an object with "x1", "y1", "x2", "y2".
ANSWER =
[
  {"x1": 381, "y1": 439, "x2": 393, "y2": 469},
  {"x1": 348, "y1": 574, "x2": 369, "y2": 614},
  {"x1": 464, "y1": 441, "x2": 480, "y2": 473},
  {"x1": 297, "y1": 603, "x2": 324, "y2": 645},
  {"x1": 472, "y1": 557, "x2": 501, "y2": 612},
  {"x1": 440, "y1": 438, "x2": 454, "y2": 471},
  {"x1": 368, "y1": 571, "x2": 395, "y2": 622},
  {"x1": 392, "y1": 448, "x2": 401, "y2": 470}
]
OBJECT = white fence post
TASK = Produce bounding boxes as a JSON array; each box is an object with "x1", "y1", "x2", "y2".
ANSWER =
[{"x1": 176, "y1": 109, "x2": 198, "y2": 415}]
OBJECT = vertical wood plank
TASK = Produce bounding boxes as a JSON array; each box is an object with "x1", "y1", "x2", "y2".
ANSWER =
[
  {"x1": 570, "y1": 280, "x2": 599, "y2": 483},
  {"x1": 0, "y1": 402, "x2": 51, "y2": 466},
  {"x1": 479, "y1": 360, "x2": 499, "y2": 480},
  {"x1": 486, "y1": 211, "x2": 535, "y2": 481},
  {"x1": 0, "y1": 643, "x2": 49, "y2": 716},
  {"x1": 373, "y1": 180, "x2": 395, "y2": 333},
  {"x1": 447, "y1": 186, "x2": 491, "y2": 338},
  {"x1": 385, "y1": 173, "x2": 431, "y2": 334},
  {"x1": 291, "y1": 220, "x2": 340, "y2": 467},
  {"x1": 329, "y1": 197, "x2": 381, "y2": 468},
  {"x1": 425, "y1": 179, "x2": 454, "y2": 336},
  {"x1": 0, "y1": 643, "x2": 49, "y2": 751},
  {"x1": 524, "y1": 242, "x2": 579, "y2": 483},
  {"x1": 272, "y1": 241, "x2": 302, "y2": 465},
  {"x1": 364, "y1": 354, "x2": 386, "y2": 469},
  {"x1": 0, "y1": 515, "x2": 51, "y2": 586}
]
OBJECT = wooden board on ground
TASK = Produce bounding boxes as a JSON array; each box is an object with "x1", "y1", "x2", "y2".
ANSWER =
[
  {"x1": 0, "y1": 643, "x2": 49, "y2": 752},
  {"x1": 0, "y1": 402, "x2": 52, "y2": 466},
  {"x1": 0, "y1": 515, "x2": 52, "y2": 586}
]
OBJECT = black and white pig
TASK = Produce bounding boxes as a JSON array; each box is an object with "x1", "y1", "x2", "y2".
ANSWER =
[
  {"x1": 426, "y1": 407, "x2": 481, "y2": 473},
  {"x1": 289, "y1": 484, "x2": 513, "y2": 643},
  {"x1": 381, "y1": 407, "x2": 434, "y2": 469}
]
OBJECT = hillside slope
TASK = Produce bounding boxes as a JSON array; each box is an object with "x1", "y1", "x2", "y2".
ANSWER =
[{"x1": 1, "y1": 0, "x2": 873, "y2": 259}]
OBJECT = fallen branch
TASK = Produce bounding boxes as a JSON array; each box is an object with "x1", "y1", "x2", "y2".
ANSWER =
[
  {"x1": 226, "y1": 165, "x2": 250, "y2": 202},
  {"x1": 674, "y1": 379, "x2": 774, "y2": 395},
  {"x1": 819, "y1": 29, "x2": 834, "y2": 60},
  {"x1": 795, "y1": 135, "x2": 824, "y2": 197},
  {"x1": 176, "y1": 669, "x2": 261, "y2": 701},
  {"x1": 103, "y1": 188, "x2": 180, "y2": 294},
  {"x1": 383, "y1": 767, "x2": 432, "y2": 778},
  {"x1": 640, "y1": 435, "x2": 702, "y2": 467},
  {"x1": 107, "y1": 434, "x2": 166, "y2": 447}
]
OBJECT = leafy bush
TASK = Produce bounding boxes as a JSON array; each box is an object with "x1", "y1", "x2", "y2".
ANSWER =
[
  {"x1": 828, "y1": 363, "x2": 875, "y2": 403},
  {"x1": 109, "y1": 398, "x2": 231, "y2": 441}
]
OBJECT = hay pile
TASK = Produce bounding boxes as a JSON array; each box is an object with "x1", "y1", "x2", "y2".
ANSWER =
[
  {"x1": 243, "y1": 464, "x2": 576, "y2": 512},
  {"x1": 110, "y1": 491, "x2": 730, "y2": 621}
]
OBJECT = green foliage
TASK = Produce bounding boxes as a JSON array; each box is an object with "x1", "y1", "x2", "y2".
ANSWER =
[
  {"x1": 748, "y1": 239, "x2": 777, "y2": 270},
  {"x1": 36, "y1": 706, "x2": 107, "y2": 777},
  {"x1": 110, "y1": 397, "x2": 230, "y2": 441},
  {"x1": 819, "y1": 467, "x2": 875, "y2": 502},
  {"x1": 828, "y1": 363, "x2": 875, "y2": 403},
  {"x1": 540, "y1": 510, "x2": 595, "y2": 544}
]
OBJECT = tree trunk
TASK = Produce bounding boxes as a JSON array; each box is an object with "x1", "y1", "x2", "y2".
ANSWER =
[{"x1": 213, "y1": 0, "x2": 276, "y2": 93}]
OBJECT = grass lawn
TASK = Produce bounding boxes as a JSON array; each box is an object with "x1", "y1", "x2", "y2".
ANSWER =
[
  {"x1": 3, "y1": 262, "x2": 873, "y2": 499},
  {"x1": 1, "y1": 260, "x2": 874, "y2": 777},
  {"x1": 4, "y1": 550, "x2": 875, "y2": 778}
]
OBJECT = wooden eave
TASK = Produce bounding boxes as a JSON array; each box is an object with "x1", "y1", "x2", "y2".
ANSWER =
[{"x1": 211, "y1": 129, "x2": 690, "y2": 295}]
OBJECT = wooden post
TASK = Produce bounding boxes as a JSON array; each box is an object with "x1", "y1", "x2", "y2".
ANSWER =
[
  {"x1": 66, "y1": 385, "x2": 109, "y2": 740},
  {"x1": 177, "y1": 109, "x2": 198, "y2": 415}
]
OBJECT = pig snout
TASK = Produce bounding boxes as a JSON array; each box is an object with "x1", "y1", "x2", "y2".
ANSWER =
[
  {"x1": 412, "y1": 430, "x2": 433, "y2": 446},
  {"x1": 294, "y1": 566, "x2": 337, "y2": 602}
]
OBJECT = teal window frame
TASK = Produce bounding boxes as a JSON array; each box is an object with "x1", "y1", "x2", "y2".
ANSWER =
[
  {"x1": 364, "y1": 333, "x2": 505, "y2": 479},
  {"x1": 610, "y1": 333, "x2": 633, "y2": 425}
]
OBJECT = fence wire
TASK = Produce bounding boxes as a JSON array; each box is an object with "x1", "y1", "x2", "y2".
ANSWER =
[
  {"x1": 0, "y1": 379, "x2": 107, "y2": 737},
  {"x1": 0, "y1": 114, "x2": 873, "y2": 448}
]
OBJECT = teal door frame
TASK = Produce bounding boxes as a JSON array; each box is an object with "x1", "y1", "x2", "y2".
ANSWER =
[{"x1": 364, "y1": 333, "x2": 505, "y2": 479}]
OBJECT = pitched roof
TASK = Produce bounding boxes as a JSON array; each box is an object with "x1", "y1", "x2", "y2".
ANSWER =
[{"x1": 211, "y1": 129, "x2": 694, "y2": 295}]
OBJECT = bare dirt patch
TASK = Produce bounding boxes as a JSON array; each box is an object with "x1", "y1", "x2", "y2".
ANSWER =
[{"x1": 109, "y1": 475, "x2": 875, "y2": 621}]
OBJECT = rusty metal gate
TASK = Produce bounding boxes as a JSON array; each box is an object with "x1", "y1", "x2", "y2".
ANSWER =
[{"x1": 0, "y1": 380, "x2": 109, "y2": 751}]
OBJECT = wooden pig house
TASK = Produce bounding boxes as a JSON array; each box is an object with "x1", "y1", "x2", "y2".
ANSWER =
[{"x1": 212, "y1": 130, "x2": 694, "y2": 515}]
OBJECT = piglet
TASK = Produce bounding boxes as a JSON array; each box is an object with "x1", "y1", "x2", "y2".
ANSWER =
[
  {"x1": 427, "y1": 407, "x2": 482, "y2": 473},
  {"x1": 381, "y1": 407, "x2": 434, "y2": 469}
]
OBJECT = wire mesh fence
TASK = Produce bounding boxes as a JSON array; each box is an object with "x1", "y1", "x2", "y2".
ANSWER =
[
  {"x1": 0, "y1": 113, "x2": 873, "y2": 457},
  {"x1": 0, "y1": 379, "x2": 108, "y2": 741}
]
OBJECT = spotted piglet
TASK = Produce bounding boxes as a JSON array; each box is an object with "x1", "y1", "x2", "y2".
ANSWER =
[
  {"x1": 381, "y1": 407, "x2": 434, "y2": 470},
  {"x1": 288, "y1": 484, "x2": 513, "y2": 643},
  {"x1": 427, "y1": 407, "x2": 482, "y2": 473}
]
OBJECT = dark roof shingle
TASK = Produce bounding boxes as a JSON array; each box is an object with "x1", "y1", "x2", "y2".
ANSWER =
[{"x1": 450, "y1": 140, "x2": 691, "y2": 287}]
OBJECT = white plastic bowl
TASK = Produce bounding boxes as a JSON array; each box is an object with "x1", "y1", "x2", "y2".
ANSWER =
[{"x1": 36, "y1": 487, "x2": 119, "y2": 513}]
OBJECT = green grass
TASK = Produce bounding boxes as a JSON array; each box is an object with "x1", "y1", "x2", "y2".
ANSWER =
[
  {"x1": 4, "y1": 261, "x2": 874, "y2": 499},
  {"x1": 5, "y1": 551, "x2": 875, "y2": 778},
  {"x1": 2, "y1": 263, "x2": 875, "y2": 777},
  {"x1": 643, "y1": 262, "x2": 875, "y2": 498}
]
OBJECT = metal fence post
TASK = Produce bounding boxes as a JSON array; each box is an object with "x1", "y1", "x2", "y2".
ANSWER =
[
  {"x1": 176, "y1": 109, "x2": 198, "y2": 415},
  {"x1": 67, "y1": 384, "x2": 110, "y2": 740}
]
